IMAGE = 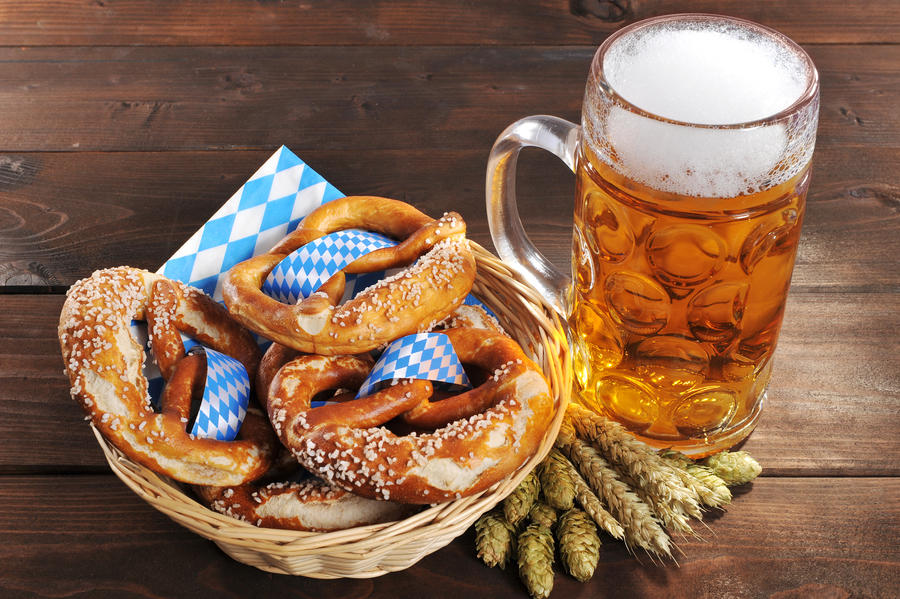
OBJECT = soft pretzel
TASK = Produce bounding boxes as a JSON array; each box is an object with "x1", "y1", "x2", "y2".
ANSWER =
[
  {"x1": 434, "y1": 303, "x2": 504, "y2": 335},
  {"x1": 263, "y1": 328, "x2": 554, "y2": 504},
  {"x1": 197, "y1": 477, "x2": 415, "y2": 531},
  {"x1": 222, "y1": 196, "x2": 477, "y2": 355},
  {"x1": 59, "y1": 267, "x2": 277, "y2": 485},
  {"x1": 146, "y1": 277, "x2": 261, "y2": 381},
  {"x1": 195, "y1": 451, "x2": 416, "y2": 531},
  {"x1": 253, "y1": 302, "x2": 502, "y2": 403}
]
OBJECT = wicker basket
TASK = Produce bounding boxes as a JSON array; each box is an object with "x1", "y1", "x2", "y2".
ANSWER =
[{"x1": 92, "y1": 242, "x2": 571, "y2": 578}]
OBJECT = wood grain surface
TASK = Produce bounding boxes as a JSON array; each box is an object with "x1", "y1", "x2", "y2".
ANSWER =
[
  {"x1": 0, "y1": 45, "x2": 895, "y2": 153},
  {"x1": 1, "y1": 1, "x2": 898, "y2": 598},
  {"x1": 0, "y1": 1, "x2": 897, "y2": 45},
  {"x1": 2, "y1": 476, "x2": 897, "y2": 598}
]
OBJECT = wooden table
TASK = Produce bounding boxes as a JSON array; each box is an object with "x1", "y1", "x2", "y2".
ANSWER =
[{"x1": 2, "y1": 2, "x2": 897, "y2": 597}]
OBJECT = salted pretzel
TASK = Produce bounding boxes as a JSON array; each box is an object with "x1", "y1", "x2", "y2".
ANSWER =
[
  {"x1": 434, "y1": 303, "x2": 504, "y2": 335},
  {"x1": 59, "y1": 267, "x2": 277, "y2": 485},
  {"x1": 262, "y1": 327, "x2": 554, "y2": 504},
  {"x1": 222, "y1": 196, "x2": 477, "y2": 355},
  {"x1": 195, "y1": 450, "x2": 416, "y2": 531},
  {"x1": 253, "y1": 302, "x2": 502, "y2": 403}
]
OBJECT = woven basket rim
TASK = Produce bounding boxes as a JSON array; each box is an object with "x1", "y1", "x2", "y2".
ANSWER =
[{"x1": 93, "y1": 242, "x2": 572, "y2": 577}]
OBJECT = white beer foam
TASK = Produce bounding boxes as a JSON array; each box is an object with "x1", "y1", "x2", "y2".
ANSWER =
[
  {"x1": 604, "y1": 25, "x2": 809, "y2": 125},
  {"x1": 605, "y1": 107, "x2": 789, "y2": 198},
  {"x1": 596, "y1": 20, "x2": 813, "y2": 198}
]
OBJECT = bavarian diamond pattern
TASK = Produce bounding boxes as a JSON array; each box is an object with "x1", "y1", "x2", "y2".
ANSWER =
[
  {"x1": 262, "y1": 229, "x2": 395, "y2": 303},
  {"x1": 159, "y1": 146, "x2": 344, "y2": 302},
  {"x1": 139, "y1": 146, "x2": 495, "y2": 435},
  {"x1": 143, "y1": 147, "x2": 343, "y2": 409},
  {"x1": 357, "y1": 333, "x2": 471, "y2": 398},
  {"x1": 191, "y1": 347, "x2": 250, "y2": 441}
]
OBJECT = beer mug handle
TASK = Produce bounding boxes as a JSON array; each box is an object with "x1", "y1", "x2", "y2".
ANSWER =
[{"x1": 486, "y1": 115, "x2": 580, "y2": 316}]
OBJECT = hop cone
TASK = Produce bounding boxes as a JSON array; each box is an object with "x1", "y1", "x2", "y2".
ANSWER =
[
  {"x1": 504, "y1": 470, "x2": 541, "y2": 527},
  {"x1": 517, "y1": 523, "x2": 555, "y2": 599},
  {"x1": 557, "y1": 508, "x2": 601, "y2": 582},
  {"x1": 538, "y1": 449, "x2": 576, "y2": 510},
  {"x1": 475, "y1": 509, "x2": 517, "y2": 568},
  {"x1": 528, "y1": 501, "x2": 558, "y2": 530},
  {"x1": 703, "y1": 451, "x2": 762, "y2": 486},
  {"x1": 686, "y1": 463, "x2": 732, "y2": 505}
]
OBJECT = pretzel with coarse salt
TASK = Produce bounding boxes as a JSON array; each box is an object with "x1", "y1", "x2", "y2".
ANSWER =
[
  {"x1": 59, "y1": 267, "x2": 277, "y2": 485},
  {"x1": 262, "y1": 327, "x2": 554, "y2": 504},
  {"x1": 222, "y1": 196, "x2": 477, "y2": 355},
  {"x1": 434, "y1": 303, "x2": 505, "y2": 335},
  {"x1": 194, "y1": 448, "x2": 417, "y2": 531},
  {"x1": 196, "y1": 476, "x2": 417, "y2": 531}
]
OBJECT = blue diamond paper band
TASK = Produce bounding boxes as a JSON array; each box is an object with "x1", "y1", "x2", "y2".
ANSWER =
[
  {"x1": 143, "y1": 147, "x2": 343, "y2": 407},
  {"x1": 140, "y1": 147, "x2": 492, "y2": 433},
  {"x1": 262, "y1": 229, "x2": 395, "y2": 304},
  {"x1": 159, "y1": 146, "x2": 343, "y2": 301},
  {"x1": 191, "y1": 347, "x2": 251, "y2": 441},
  {"x1": 356, "y1": 333, "x2": 471, "y2": 398}
]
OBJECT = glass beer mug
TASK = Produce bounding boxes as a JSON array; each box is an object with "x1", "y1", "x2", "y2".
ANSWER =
[{"x1": 487, "y1": 14, "x2": 820, "y2": 455}]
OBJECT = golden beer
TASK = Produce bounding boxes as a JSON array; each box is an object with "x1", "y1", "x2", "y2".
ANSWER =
[
  {"x1": 571, "y1": 144, "x2": 809, "y2": 453},
  {"x1": 486, "y1": 14, "x2": 819, "y2": 455},
  {"x1": 569, "y1": 16, "x2": 819, "y2": 454}
]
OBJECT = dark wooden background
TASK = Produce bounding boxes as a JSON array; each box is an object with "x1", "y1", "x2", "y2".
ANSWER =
[{"x1": 1, "y1": 2, "x2": 898, "y2": 598}]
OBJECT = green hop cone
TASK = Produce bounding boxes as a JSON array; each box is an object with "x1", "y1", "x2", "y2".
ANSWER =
[
  {"x1": 557, "y1": 508, "x2": 601, "y2": 583},
  {"x1": 504, "y1": 470, "x2": 541, "y2": 527},
  {"x1": 475, "y1": 509, "x2": 517, "y2": 568},
  {"x1": 703, "y1": 451, "x2": 763, "y2": 486},
  {"x1": 517, "y1": 523, "x2": 555, "y2": 599},
  {"x1": 528, "y1": 501, "x2": 558, "y2": 530},
  {"x1": 538, "y1": 449, "x2": 576, "y2": 510},
  {"x1": 685, "y1": 463, "x2": 732, "y2": 505}
]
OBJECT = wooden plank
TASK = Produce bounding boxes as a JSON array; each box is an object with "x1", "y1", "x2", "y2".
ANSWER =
[
  {"x1": 0, "y1": 45, "x2": 894, "y2": 153},
  {"x1": 0, "y1": 144, "x2": 896, "y2": 290},
  {"x1": 2, "y1": 292, "x2": 897, "y2": 474},
  {"x1": 1, "y1": 475, "x2": 897, "y2": 597},
  {"x1": 0, "y1": 1, "x2": 896, "y2": 46},
  {"x1": 743, "y1": 292, "x2": 900, "y2": 475}
]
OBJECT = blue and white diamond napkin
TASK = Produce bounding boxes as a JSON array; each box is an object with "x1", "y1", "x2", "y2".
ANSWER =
[
  {"x1": 356, "y1": 333, "x2": 471, "y2": 398},
  {"x1": 159, "y1": 146, "x2": 344, "y2": 301},
  {"x1": 191, "y1": 347, "x2": 250, "y2": 441},
  {"x1": 140, "y1": 146, "x2": 492, "y2": 435},
  {"x1": 140, "y1": 147, "x2": 345, "y2": 435},
  {"x1": 262, "y1": 229, "x2": 395, "y2": 304}
]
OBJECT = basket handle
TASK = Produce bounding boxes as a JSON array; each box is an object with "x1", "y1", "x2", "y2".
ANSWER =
[{"x1": 485, "y1": 115, "x2": 580, "y2": 316}]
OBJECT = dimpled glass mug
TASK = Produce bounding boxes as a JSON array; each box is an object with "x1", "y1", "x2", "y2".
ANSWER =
[{"x1": 487, "y1": 14, "x2": 819, "y2": 456}]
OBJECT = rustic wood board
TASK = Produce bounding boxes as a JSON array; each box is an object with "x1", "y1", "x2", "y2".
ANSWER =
[
  {"x1": 0, "y1": 46, "x2": 894, "y2": 153},
  {"x1": 0, "y1": 1, "x2": 897, "y2": 46},
  {"x1": 2, "y1": 475, "x2": 896, "y2": 597}
]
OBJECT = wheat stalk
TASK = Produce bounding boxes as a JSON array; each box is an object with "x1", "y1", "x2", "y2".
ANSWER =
[
  {"x1": 621, "y1": 472, "x2": 695, "y2": 535},
  {"x1": 660, "y1": 449, "x2": 732, "y2": 508},
  {"x1": 555, "y1": 448, "x2": 625, "y2": 540},
  {"x1": 568, "y1": 404, "x2": 703, "y2": 521},
  {"x1": 556, "y1": 419, "x2": 671, "y2": 556}
]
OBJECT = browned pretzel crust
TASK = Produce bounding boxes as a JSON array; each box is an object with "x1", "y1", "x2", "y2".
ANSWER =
[
  {"x1": 263, "y1": 328, "x2": 554, "y2": 504},
  {"x1": 59, "y1": 267, "x2": 277, "y2": 485},
  {"x1": 222, "y1": 196, "x2": 477, "y2": 355},
  {"x1": 434, "y1": 303, "x2": 504, "y2": 335},
  {"x1": 195, "y1": 474, "x2": 417, "y2": 531}
]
